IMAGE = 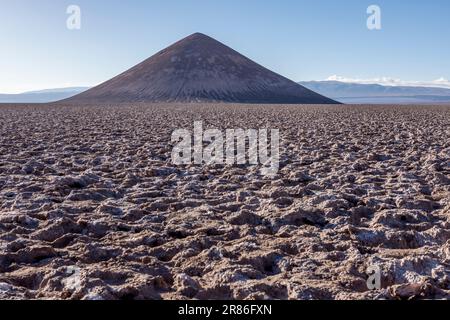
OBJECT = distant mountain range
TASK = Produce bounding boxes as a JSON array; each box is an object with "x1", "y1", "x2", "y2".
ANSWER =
[
  {"x1": 299, "y1": 81, "x2": 450, "y2": 104},
  {"x1": 0, "y1": 87, "x2": 89, "y2": 103},
  {"x1": 2, "y1": 81, "x2": 450, "y2": 104}
]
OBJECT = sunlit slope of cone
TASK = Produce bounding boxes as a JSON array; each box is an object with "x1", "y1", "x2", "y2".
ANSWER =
[{"x1": 66, "y1": 33, "x2": 339, "y2": 104}]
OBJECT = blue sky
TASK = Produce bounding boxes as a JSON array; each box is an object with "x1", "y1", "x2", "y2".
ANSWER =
[{"x1": 1, "y1": 0, "x2": 449, "y2": 93}]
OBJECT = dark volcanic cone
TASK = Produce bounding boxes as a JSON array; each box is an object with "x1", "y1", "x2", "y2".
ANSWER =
[{"x1": 66, "y1": 33, "x2": 339, "y2": 104}]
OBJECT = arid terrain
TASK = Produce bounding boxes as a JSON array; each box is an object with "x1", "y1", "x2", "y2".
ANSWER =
[{"x1": 0, "y1": 103, "x2": 449, "y2": 300}]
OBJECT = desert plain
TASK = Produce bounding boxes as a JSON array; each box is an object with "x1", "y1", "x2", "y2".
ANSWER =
[{"x1": 0, "y1": 103, "x2": 449, "y2": 300}]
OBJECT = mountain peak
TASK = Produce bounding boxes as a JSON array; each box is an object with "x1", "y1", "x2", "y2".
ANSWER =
[
  {"x1": 187, "y1": 32, "x2": 211, "y2": 38},
  {"x1": 65, "y1": 34, "x2": 338, "y2": 104},
  {"x1": 176, "y1": 32, "x2": 216, "y2": 44}
]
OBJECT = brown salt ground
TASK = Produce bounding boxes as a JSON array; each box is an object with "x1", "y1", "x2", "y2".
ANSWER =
[{"x1": 0, "y1": 103, "x2": 448, "y2": 300}]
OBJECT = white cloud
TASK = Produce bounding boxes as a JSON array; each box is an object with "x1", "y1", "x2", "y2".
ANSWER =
[{"x1": 325, "y1": 75, "x2": 450, "y2": 89}]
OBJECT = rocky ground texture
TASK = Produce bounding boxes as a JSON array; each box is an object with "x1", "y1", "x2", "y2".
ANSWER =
[{"x1": 0, "y1": 103, "x2": 449, "y2": 300}]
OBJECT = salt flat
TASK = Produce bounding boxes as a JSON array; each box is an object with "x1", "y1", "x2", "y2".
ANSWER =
[{"x1": 0, "y1": 103, "x2": 449, "y2": 299}]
